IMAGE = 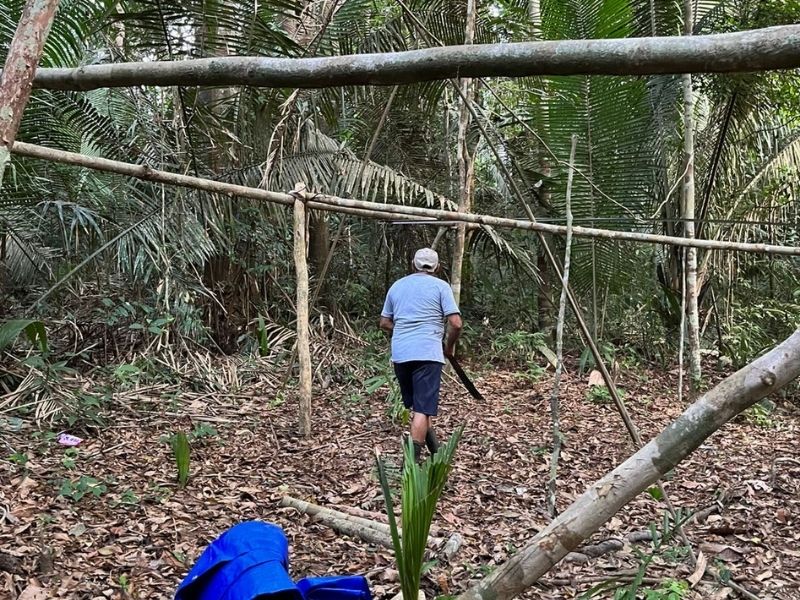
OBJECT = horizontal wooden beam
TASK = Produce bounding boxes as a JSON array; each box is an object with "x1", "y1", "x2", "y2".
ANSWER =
[
  {"x1": 27, "y1": 25, "x2": 800, "y2": 91},
  {"x1": 10, "y1": 141, "x2": 800, "y2": 256}
]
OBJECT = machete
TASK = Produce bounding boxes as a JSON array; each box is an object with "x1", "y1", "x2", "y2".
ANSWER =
[{"x1": 448, "y1": 356, "x2": 484, "y2": 400}]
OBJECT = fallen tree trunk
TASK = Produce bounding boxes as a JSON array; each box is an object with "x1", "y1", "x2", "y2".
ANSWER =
[
  {"x1": 316, "y1": 514, "x2": 395, "y2": 549},
  {"x1": 458, "y1": 329, "x2": 800, "y2": 600},
  {"x1": 281, "y1": 496, "x2": 442, "y2": 549},
  {"x1": 23, "y1": 26, "x2": 800, "y2": 91},
  {"x1": 281, "y1": 496, "x2": 397, "y2": 539},
  {"x1": 330, "y1": 503, "x2": 446, "y2": 538}
]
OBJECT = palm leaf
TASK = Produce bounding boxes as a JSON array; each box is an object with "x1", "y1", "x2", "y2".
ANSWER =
[{"x1": 376, "y1": 426, "x2": 463, "y2": 600}]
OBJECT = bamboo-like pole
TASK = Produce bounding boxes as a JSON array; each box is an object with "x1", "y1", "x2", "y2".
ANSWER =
[
  {"x1": 22, "y1": 26, "x2": 800, "y2": 91},
  {"x1": 0, "y1": 0, "x2": 60, "y2": 188},
  {"x1": 10, "y1": 141, "x2": 800, "y2": 256},
  {"x1": 294, "y1": 195, "x2": 312, "y2": 436}
]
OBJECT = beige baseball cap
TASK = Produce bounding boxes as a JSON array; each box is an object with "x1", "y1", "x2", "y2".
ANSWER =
[{"x1": 413, "y1": 248, "x2": 439, "y2": 272}]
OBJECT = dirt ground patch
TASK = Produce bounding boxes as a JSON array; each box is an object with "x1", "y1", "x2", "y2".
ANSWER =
[{"x1": 2, "y1": 362, "x2": 799, "y2": 599}]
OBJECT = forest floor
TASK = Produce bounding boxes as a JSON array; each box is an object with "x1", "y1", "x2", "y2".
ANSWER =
[{"x1": 2, "y1": 357, "x2": 799, "y2": 600}]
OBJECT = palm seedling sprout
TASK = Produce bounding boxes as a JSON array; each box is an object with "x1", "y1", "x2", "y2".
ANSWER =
[{"x1": 376, "y1": 426, "x2": 464, "y2": 600}]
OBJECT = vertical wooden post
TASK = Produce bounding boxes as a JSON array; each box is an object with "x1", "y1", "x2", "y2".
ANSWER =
[
  {"x1": 546, "y1": 134, "x2": 578, "y2": 519},
  {"x1": 451, "y1": 0, "x2": 478, "y2": 306},
  {"x1": 294, "y1": 196, "x2": 312, "y2": 436},
  {"x1": 682, "y1": 0, "x2": 702, "y2": 390},
  {"x1": 0, "y1": 0, "x2": 61, "y2": 189}
]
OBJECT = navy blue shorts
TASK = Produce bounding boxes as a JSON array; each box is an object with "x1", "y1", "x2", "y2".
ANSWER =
[{"x1": 393, "y1": 361, "x2": 443, "y2": 416}]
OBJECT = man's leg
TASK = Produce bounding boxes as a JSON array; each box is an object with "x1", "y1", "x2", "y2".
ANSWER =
[
  {"x1": 394, "y1": 361, "x2": 419, "y2": 461},
  {"x1": 425, "y1": 416, "x2": 439, "y2": 454},
  {"x1": 410, "y1": 412, "x2": 428, "y2": 463},
  {"x1": 411, "y1": 362, "x2": 443, "y2": 462}
]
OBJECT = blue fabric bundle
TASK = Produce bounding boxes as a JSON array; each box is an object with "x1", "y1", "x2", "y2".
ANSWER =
[{"x1": 175, "y1": 521, "x2": 372, "y2": 600}]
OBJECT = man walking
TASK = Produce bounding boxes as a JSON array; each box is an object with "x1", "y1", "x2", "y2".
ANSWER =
[{"x1": 379, "y1": 248, "x2": 463, "y2": 463}]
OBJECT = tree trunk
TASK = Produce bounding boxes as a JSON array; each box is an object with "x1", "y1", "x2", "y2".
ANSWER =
[
  {"x1": 529, "y1": 0, "x2": 554, "y2": 341},
  {"x1": 682, "y1": 0, "x2": 702, "y2": 389},
  {"x1": 27, "y1": 27, "x2": 800, "y2": 90},
  {"x1": 294, "y1": 197, "x2": 312, "y2": 436},
  {"x1": 308, "y1": 211, "x2": 331, "y2": 308},
  {"x1": 536, "y1": 245, "x2": 554, "y2": 339},
  {"x1": 0, "y1": 0, "x2": 60, "y2": 189},
  {"x1": 451, "y1": 0, "x2": 478, "y2": 306},
  {"x1": 458, "y1": 329, "x2": 800, "y2": 600},
  {"x1": 528, "y1": 0, "x2": 540, "y2": 34}
]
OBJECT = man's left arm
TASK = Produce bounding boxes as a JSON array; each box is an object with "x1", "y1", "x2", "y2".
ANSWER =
[
  {"x1": 380, "y1": 291, "x2": 395, "y2": 337},
  {"x1": 379, "y1": 316, "x2": 394, "y2": 336}
]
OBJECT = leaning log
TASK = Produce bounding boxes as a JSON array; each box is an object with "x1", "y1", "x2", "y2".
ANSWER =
[
  {"x1": 458, "y1": 329, "x2": 800, "y2": 600},
  {"x1": 23, "y1": 26, "x2": 800, "y2": 91}
]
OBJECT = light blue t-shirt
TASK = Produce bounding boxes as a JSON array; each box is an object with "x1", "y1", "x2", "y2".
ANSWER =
[{"x1": 381, "y1": 273, "x2": 460, "y2": 364}]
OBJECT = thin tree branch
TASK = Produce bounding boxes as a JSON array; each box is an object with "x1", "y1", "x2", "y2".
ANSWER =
[{"x1": 546, "y1": 134, "x2": 577, "y2": 519}]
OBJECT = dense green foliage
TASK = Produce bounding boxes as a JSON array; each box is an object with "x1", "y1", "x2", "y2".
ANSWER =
[{"x1": 1, "y1": 0, "x2": 798, "y2": 369}]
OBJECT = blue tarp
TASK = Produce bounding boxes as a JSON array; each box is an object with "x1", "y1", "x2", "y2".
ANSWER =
[{"x1": 175, "y1": 521, "x2": 372, "y2": 600}]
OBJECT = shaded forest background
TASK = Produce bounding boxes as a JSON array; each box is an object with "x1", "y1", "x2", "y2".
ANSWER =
[{"x1": 0, "y1": 0, "x2": 799, "y2": 418}]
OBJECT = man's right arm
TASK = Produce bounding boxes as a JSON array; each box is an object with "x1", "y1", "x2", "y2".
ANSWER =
[
  {"x1": 444, "y1": 313, "x2": 462, "y2": 358},
  {"x1": 440, "y1": 284, "x2": 462, "y2": 358}
]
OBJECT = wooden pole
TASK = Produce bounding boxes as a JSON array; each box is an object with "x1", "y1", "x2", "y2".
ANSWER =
[
  {"x1": 10, "y1": 141, "x2": 800, "y2": 257},
  {"x1": 21, "y1": 26, "x2": 800, "y2": 91},
  {"x1": 0, "y1": 0, "x2": 60, "y2": 188},
  {"x1": 293, "y1": 195, "x2": 312, "y2": 436},
  {"x1": 683, "y1": 0, "x2": 702, "y2": 389},
  {"x1": 546, "y1": 135, "x2": 577, "y2": 518}
]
